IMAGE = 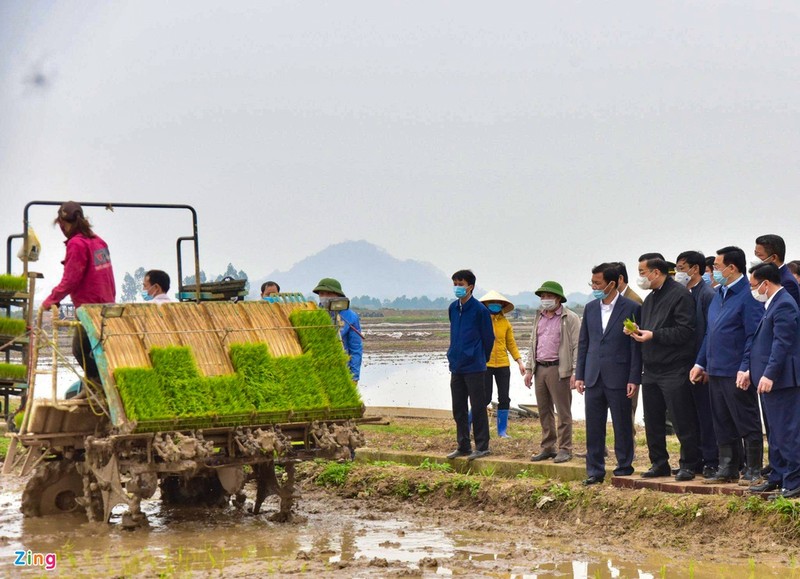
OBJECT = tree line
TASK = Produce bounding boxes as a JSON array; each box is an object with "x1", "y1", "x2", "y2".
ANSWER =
[{"x1": 119, "y1": 264, "x2": 249, "y2": 302}]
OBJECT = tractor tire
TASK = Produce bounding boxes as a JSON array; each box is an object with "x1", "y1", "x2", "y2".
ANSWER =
[{"x1": 22, "y1": 460, "x2": 84, "y2": 517}]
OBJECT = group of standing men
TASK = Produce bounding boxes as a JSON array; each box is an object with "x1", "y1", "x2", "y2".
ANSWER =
[{"x1": 447, "y1": 234, "x2": 800, "y2": 500}]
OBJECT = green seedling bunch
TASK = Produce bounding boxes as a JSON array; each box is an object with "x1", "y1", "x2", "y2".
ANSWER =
[
  {"x1": 623, "y1": 314, "x2": 638, "y2": 334},
  {"x1": 116, "y1": 368, "x2": 172, "y2": 422},
  {"x1": 229, "y1": 343, "x2": 288, "y2": 410},
  {"x1": 0, "y1": 363, "x2": 27, "y2": 381},
  {"x1": 0, "y1": 318, "x2": 27, "y2": 338},
  {"x1": 0, "y1": 274, "x2": 27, "y2": 293},
  {"x1": 272, "y1": 353, "x2": 328, "y2": 410}
]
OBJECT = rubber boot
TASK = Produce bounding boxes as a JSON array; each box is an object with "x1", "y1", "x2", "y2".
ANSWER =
[
  {"x1": 704, "y1": 444, "x2": 737, "y2": 484},
  {"x1": 739, "y1": 439, "x2": 764, "y2": 486},
  {"x1": 497, "y1": 409, "x2": 510, "y2": 438}
]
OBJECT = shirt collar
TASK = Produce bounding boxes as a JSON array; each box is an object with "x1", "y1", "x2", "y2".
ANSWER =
[
  {"x1": 601, "y1": 291, "x2": 619, "y2": 310},
  {"x1": 766, "y1": 286, "x2": 783, "y2": 309}
]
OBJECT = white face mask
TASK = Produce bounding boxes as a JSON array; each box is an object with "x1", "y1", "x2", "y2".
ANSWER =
[
  {"x1": 540, "y1": 298, "x2": 558, "y2": 310},
  {"x1": 636, "y1": 275, "x2": 652, "y2": 290},
  {"x1": 751, "y1": 282, "x2": 768, "y2": 303},
  {"x1": 674, "y1": 271, "x2": 690, "y2": 286}
]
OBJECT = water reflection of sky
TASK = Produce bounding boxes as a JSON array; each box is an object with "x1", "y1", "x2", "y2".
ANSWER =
[{"x1": 360, "y1": 352, "x2": 645, "y2": 424}]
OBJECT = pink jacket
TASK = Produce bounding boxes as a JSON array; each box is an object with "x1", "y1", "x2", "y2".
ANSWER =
[{"x1": 43, "y1": 233, "x2": 116, "y2": 308}]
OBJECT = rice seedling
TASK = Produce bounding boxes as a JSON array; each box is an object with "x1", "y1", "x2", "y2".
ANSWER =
[
  {"x1": 0, "y1": 363, "x2": 27, "y2": 381},
  {"x1": 0, "y1": 318, "x2": 27, "y2": 338},
  {"x1": 0, "y1": 274, "x2": 27, "y2": 293}
]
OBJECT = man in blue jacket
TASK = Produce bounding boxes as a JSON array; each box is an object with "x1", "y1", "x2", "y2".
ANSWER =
[
  {"x1": 742, "y1": 263, "x2": 800, "y2": 498},
  {"x1": 313, "y1": 278, "x2": 363, "y2": 383},
  {"x1": 575, "y1": 263, "x2": 642, "y2": 485},
  {"x1": 690, "y1": 247, "x2": 763, "y2": 485},
  {"x1": 447, "y1": 269, "x2": 495, "y2": 461}
]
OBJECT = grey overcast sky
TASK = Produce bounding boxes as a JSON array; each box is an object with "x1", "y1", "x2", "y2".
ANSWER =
[{"x1": 1, "y1": 1, "x2": 799, "y2": 299}]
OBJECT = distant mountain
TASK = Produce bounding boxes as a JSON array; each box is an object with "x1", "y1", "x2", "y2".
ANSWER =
[{"x1": 251, "y1": 240, "x2": 453, "y2": 300}]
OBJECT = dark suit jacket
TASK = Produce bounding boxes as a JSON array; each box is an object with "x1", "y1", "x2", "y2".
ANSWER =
[
  {"x1": 576, "y1": 294, "x2": 642, "y2": 389},
  {"x1": 780, "y1": 264, "x2": 800, "y2": 307},
  {"x1": 689, "y1": 280, "x2": 716, "y2": 356},
  {"x1": 743, "y1": 289, "x2": 800, "y2": 390},
  {"x1": 696, "y1": 275, "x2": 762, "y2": 376}
]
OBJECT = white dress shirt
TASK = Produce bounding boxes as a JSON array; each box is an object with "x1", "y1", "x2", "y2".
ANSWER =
[{"x1": 600, "y1": 291, "x2": 620, "y2": 332}]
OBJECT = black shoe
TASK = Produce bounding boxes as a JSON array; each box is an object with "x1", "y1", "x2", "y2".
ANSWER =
[
  {"x1": 530, "y1": 450, "x2": 557, "y2": 462},
  {"x1": 674, "y1": 469, "x2": 695, "y2": 482},
  {"x1": 641, "y1": 466, "x2": 671, "y2": 478},
  {"x1": 613, "y1": 467, "x2": 634, "y2": 476},
  {"x1": 583, "y1": 475, "x2": 604, "y2": 486},
  {"x1": 446, "y1": 449, "x2": 471, "y2": 459},
  {"x1": 702, "y1": 465, "x2": 718, "y2": 479},
  {"x1": 553, "y1": 451, "x2": 572, "y2": 464},
  {"x1": 749, "y1": 480, "x2": 780, "y2": 494},
  {"x1": 467, "y1": 449, "x2": 491, "y2": 461},
  {"x1": 781, "y1": 486, "x2": 800, "y2": 499},
  {"x1": 761, "y1": 464, "x2": 773, "y2": 477},
  {"x1": 671, "y1": 468, "x2": 680, "y2": 476}
]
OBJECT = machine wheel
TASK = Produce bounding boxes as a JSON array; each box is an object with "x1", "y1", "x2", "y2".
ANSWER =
[
  {"x1": 22, "y1": 460, "x2": 84, "y2": 517},
  {"x1": 159, "y1": 473, "x2": 229, "y2": 507}
]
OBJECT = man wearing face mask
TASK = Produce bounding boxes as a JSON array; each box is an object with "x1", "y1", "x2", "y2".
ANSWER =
[
  {"x1": 627, "y1": 254, "x2": 699, "y2": 481},
  {"x1": 313, "y1": 278, "x2": 363, "y2": 384},
  {"x1": 675, "y1": 251, "x2": 718, "y2": 478},
  {"x1": 142, "y1": 270, "x2": 172, "y2": 303},
  {"x1": 524, "y1": 281, "x2": 581, "y2": 464},
  {"x1": 741, "y1": 263, "x2": 800, "y2": 498},
  {"x1": 754, "y1": 234, "x2": 800, "y2": 306},
  {"x1": 446, "y1": 270, "x2": 495, "y2": 461},
  {"x1": 575, "y1": 263, "x2": 641, "y2": 485},
  {"x1": 689, "y1": 247, "x2": 764, "y2": 485}
]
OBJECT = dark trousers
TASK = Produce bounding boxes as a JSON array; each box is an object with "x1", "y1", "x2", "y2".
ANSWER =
[
  {"x1": 585, "y1": 376, "x2": 634, "y2": 479},
  {"x1": 690, "y1": 380, "x2": 719, "y2": 468},
  {"x1": 451, "y1": 372, "x2": 490, "y2": 452},
  {"x1": 708, "y1": 375, "x2": 762, "y2": 445},
  {"x1": 484, "y1": 366, "x2": 511, "y2": 409},
  {"x1": 641, "y1": 366, "x2": 699, "y2": 472},
  {"x1": 761, "y1": 388, "x2": 800, "y2": 491},
  {"x1": 72, "y1": 325, "x2": 100, "y2": 383}
]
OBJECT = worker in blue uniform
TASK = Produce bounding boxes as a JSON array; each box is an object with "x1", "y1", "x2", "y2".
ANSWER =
[{"x1": 313, "y1": 278, "x2": 363, "y2": 383}]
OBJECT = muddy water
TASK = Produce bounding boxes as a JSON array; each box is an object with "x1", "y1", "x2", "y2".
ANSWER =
[{"x1": 0, "y1": 473, "x2": 792, "y2": 578}]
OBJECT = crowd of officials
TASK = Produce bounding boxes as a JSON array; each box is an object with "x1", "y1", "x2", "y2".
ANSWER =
[{"x1": 447, "y1": 234, "x2": 800, "y2": 500}]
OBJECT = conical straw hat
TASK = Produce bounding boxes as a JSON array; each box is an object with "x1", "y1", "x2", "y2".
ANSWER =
[{"x1": 478, "y1": 290, "x2": 514, "y2": 314}]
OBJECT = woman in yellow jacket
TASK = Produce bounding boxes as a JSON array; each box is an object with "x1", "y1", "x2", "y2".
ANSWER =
[{"x1": 479, "y1": 291, "x2": 525, "y2": 437}]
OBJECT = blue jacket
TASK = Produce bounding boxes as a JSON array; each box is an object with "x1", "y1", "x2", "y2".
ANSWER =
[
  {"x1": 576, "y1": 295, "x2": 642, "y2": 389},
  {"x1": 696, "y1": 275, "x2": 762, "y2": 376},
  {"x1": 780, "y1": 264, "x2": 800, "y2": 307},
  {"x1": 743, "y1": 288, "x2": 800, "y2": 390},
  {"x1": 448, "y1": 296, "x2": 495, "y2": 373},
  {"x1": 338, "y1": 308, "x2": 363, "y2": 382}
]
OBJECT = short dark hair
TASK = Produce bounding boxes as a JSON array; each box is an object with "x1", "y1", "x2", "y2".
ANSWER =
[
  {"x1": 705, "y1": 256, "x2": 715, "y2": 270},
  {"x1": 638, "y1": 252, "x2": 665, "y2": 262},
  {"x1": 755, "y1": 234, "x2": 786, "y2": 263},
  {"x1": 749, "y1": 262, "x2": 781, "y2": 285},
  {"x1": 717, "y1": 246, "x2": 746, "y2": 275},
  {"x1": 145, "y1": 269, "x2": 170, "y2": 292},
  {"x1": 261, "y1": 281, "x2": 280, "y2": 293},
  {"x1": 639, "y1": 256, "x2": 669, "y2": 275},
  {"x1": 787, "y1": 260, "x2": 800, "y2": 275},
  {"x1": 592, "y1": 263, "x2": 620, "y2": 286},
  {"x1": 451, "y1": 269, "x2": 476, "y2": 286},
  {"x1": 610, "y1": 261, "x2": 628, "y2": 284},
  {"x1": 676, "y1": 251, "x2": 706, "y2": 274}
]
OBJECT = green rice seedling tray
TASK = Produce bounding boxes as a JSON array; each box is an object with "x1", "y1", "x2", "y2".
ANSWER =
[
  {"x1": 0, "y1": 318, "x2": 28, "y2": 340},
  {"x1": 0, "y1": 363, "x2": 27, "y2": 382},
  {"x1": 0, "y1": 274, "x2": 27, "y2": 294}
]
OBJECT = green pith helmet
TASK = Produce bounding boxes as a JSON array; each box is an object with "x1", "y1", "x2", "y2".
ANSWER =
[
  {"x1": 313, "y1": 277, "x2": 345, "y2": 296},
  {"x1": 534, "y1": 280, "x2": 566, "y2": 303}
]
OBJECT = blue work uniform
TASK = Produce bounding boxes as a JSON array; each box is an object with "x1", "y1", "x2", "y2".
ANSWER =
[{"x1": 338, "y1": 308, "x2": 363, "y2": 382}]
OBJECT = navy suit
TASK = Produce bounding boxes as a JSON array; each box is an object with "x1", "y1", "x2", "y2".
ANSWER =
[
  {"x1": 689, "y1": 281, "x2": 718, "y2": 468},
  {"x1": 576, "y1": 295, "x2": 642, "y2": 479},
  {"x1": 743, "y1": 289, "x2": 800, "y2": 491},
  {"x1": 695, "y1": 275, "x2": 763, "y2": 446},
  {"x1": 780, "y1": 265, "x2": 800, "y2": 307}
]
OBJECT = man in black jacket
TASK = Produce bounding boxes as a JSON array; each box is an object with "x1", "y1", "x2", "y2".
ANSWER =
[{"x1": 627, "y1": 254, "x2": 700, "y2": 481}]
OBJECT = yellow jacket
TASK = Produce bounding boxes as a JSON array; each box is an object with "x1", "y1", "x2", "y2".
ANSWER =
[{"x1": 487, "y1": 314, "x2": 522, "y2": 368}]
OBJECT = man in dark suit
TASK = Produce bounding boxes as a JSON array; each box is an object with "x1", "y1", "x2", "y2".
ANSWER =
[
  {"x1": 675, "y1": 250, "x2": 718, "y2": 478},
  {"x1": 754, "y1": 234, "x2": 800, "y2": 306},
  {"x1": 575, "y1": 263, "x2": 642, "y2": 485},
  {"x1": 742, "y1": 264, "x2": 800, "y2": 498},
  {"x1": 690, "y1": 246, "x2": 764, "y2": 485}
]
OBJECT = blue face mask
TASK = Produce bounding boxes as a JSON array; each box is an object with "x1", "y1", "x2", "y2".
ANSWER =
[
  {"x1": 487, "y1": 303, "x2": 502, "y2": 313},
  {"x1": 454, "y1": 286, "x2": 468, "y2": 299},
  {"x1": 592, "y1": 289, "x2": 607, "y2": 300},
  {"x1": 713, "y1": 269, "x2": 727, "y2": 285},
  {"x1": 262, "y1": 296, "x2": 276, "y2": 303},
  {"x1": 702, "y1": 272, "x2": 712, "y2": 285},
  {"x1": 141, "y1": 291, "x2": 153, "y2": 302}
]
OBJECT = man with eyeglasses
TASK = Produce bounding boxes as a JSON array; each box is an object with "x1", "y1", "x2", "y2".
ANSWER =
[
  {"x1": 690, "y1": 246, "x2": 764, "y2": 486},
  {"x1": 675, "y1": 250, "x2": 718, "y2": 479},
  {"x1": 626, "y1": 253, "x2": 699, "y2": 482}
]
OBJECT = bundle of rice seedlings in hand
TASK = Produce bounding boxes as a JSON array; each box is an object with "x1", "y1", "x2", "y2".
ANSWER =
[
  {"x1": 272, "y1": 353, "x2": 328, "y2": 410},
  {"x1": 0, "y1": 318, "x2": 27, "y2": 338},
  {"x1": 115, "y1": 367, "x2": 173, "y2": 422},
  {"x1": 230, "y1": 343, "x2": 290, "y2": 411},
  {"x1": 0, "y1": 363, "x2": 27, "y2": 381},
  {"x1": 0, "y1": 274, "x2": 27, "y2": 293}
]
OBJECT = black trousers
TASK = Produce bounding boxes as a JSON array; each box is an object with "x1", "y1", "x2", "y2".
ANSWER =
[
  {"x1": 642, "y1": 365, "x2": 699, "y2": 472},
  {"x1": 708, "y1": 375, "x2": 762, "y2": 445},
  {"x1": 451, "y1": 372, "x2": 490, "y2": 452},
  {"x1": 690, "y1": 379, "x2": 719, "y2": 468},
  {"x1": 72, "y1": 325, "x2": 100, "y2": 383},
  {"x1": 585, "y1": 376, "x2": 634, "y2": 479},
  {"x1": 483, "y1": 366, "x2": 511, "y2": 409}
]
